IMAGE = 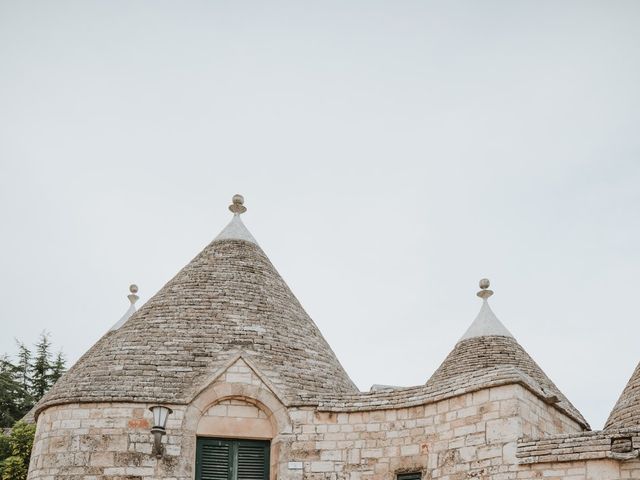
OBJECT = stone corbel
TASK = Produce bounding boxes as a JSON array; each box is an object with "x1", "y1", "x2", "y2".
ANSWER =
[
  {"x1": 608, "y1": 450, "x2": 639, "y2": 461},
  {"x1": 609, "y1": 435, "x2": 639, "y2": 461}
]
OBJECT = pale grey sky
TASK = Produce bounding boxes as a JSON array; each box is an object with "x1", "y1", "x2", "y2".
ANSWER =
[{"x1": 1, "y1": 1, "x2": 639, "y2": 430}]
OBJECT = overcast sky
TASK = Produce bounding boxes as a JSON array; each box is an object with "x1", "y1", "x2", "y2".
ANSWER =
[{"x1": 1, "y1": 1, "x2": 639, "y2": 430}]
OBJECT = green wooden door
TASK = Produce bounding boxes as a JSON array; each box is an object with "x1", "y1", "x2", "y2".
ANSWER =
[{"x1": 196, "y1": 438, "x2": 270, "y2": 480}]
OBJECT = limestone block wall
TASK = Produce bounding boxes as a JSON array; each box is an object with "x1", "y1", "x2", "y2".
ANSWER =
[
  {"x1": 26, "y1": 358, "x2": 292, "y2": 480},
  {"x1": 516, "y1": 386, "x2": 583, "y2": 439},
  {"x1": 28, "y1": 402, "x2": 191, "y2": 479},
  {"x1": 516, "y1": 458, "x2": 640, "y2": 480},
  {"x1": 280, "y1": 384, "x2": 582, "y2": 480},
  {"x1": 27, "y1": 359, "x2": 589, "y2": 480},
  {"x1": 516, "y1": 429, "x2": 640, "y2": 479}
]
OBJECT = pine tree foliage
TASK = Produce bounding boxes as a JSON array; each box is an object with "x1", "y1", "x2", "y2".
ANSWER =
[
  {"x1": 0, "y1": 333, "x2": 66, "y2": 427},
  {"x1": 0, "y1": 334, "x2": 66, "y2": 476},
  {"x1": 31, "y1": 333, "x2": 52, "y2": 400},
  {"x1": 0, "y1": 357, "x2": 28, "y2": 428},
  {"x1": 50, "y1": 352, "x2": 66, "y2": 385},
  {"x1": 15, "y1": 344, "x2": 30, "y2": 396}
]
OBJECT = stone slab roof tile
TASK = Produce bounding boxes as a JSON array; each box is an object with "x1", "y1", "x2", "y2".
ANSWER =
[
  {"x1": 606, "y1": 361, "x2": 640, "y2": 430},
  {"x1": 34, "y1": 236, "x2": 357, "y2": 417},
  {"x1": 517, "y1": 428, "x2": 640, "y2": 464},
  {"x1": 311, "y1": 365, "x2": 586, "y2": 429},
  {"x1": 424, "y1": 335, "x2": 589, "y2": 429}
]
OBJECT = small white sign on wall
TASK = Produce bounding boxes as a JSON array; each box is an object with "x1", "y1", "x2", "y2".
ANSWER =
[{"x1": 288, "y1": 462, "x2": 303, "y2": 470}]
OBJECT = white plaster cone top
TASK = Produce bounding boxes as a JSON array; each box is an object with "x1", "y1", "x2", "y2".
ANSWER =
[
  {"x1": 459, "y1": 299, "x2": 514, "y2": 342},
  {"x1": 109, "y1": 286, "x2": 139, "y2": 332},
  {"x1": 109, "y1": 303, "x2": 136, "y2": 332},
  {"x1": 214, "y1": 215, "x2": 258, "y2": 245}
]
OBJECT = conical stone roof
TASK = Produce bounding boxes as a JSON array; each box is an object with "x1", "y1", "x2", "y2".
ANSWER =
[
  {"x1": 605, "y1": 361, "x2": 640, "y2": 430},
  {"x1": 36, "y1": 196, "x2": 357, "y2": 415},
  {"x1": 425, "y1": 280, "x2": 589, "y2": 429}
]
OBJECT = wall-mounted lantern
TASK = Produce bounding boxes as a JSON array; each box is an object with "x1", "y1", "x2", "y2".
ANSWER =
[{"x1": 149, "y1": 405, "x2": 172, "y2": 459}]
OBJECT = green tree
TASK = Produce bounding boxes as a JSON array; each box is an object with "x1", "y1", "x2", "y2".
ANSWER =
[
  {"x1": 0, "y1": 433, "x2": 10, "y2": 464},
  {"x1": 1, "y1": 456, "x2": 27, "y2": 480},
  {"x1": 0, "y1": 333, "x2": 67, "y2": 474},
  {"x1": 14, "y1": 344, "x2": 30, "y2": 396},
  {"x1": 0, "y1": 421, "x2": 35, "y2": 480},
  {"x1": 0, "y1": 357, "x2": 27, "y2": 428},
  {"x1": 31, "y1": 332, "x2": 52, "y2": 401},
  {"x1": 50, "y1": 351, "x2": 66, "y2": 385},
  {"x1": 1, "y1": 334, "x2": 67, "y2": 427}
]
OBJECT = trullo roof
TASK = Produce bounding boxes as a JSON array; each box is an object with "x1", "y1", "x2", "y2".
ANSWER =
[
  {"x1": 425, "y1": 279, "x2": 589, "y2": 429},
  {"x1": 35, "y1": 195, "x2": 357, "y2": 416},
  {"x1": 605, "y1": 361, "x2": 640, "y2": 430}
]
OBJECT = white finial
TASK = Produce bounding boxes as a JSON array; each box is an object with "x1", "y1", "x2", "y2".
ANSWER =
[
  {"x1": 215, "y1": 196, "x2": 258, "y2": 244},
  {"x1": 128, "y1": 284, "x2": 139, "y2": 305},
  {"x1": 109, "y1": 284, "x2": 140, "y2": 331},
  {"x1": 477, "y1": 278, "x2": 494, "y2": 300},
  {"x1": 228, "y1": 194, "x2": 247, "y2": 215}
]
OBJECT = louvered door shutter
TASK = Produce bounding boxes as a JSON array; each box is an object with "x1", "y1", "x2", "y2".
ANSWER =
[
  {"x1": 197, "y1": 439, "x2": 232, "y2": 480},
  {"x1": 236, "y1": 441, "x2": 270, "y2": 480},
  {"x1": 196, "y1": 438, "x2": 270, "y2": 480}
]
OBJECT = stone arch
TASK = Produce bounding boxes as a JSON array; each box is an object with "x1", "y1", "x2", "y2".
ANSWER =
[
  {"x1": 185, "y1": 382, "x2": 292, "y2": 436},
  {"x1": 184, "y1": 381, "x2": 293, "y2": 480},
  {"x1": 197, "y1": 397, "x2": 275, "y2": 439}
]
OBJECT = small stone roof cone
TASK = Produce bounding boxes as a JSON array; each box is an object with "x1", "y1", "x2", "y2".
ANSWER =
[
  {"x1": 425, "y1": 278, "x2": 589, "y2": 429},
  {"x1": 109, "y1": 284, "x2": 139, "y2": 332}
]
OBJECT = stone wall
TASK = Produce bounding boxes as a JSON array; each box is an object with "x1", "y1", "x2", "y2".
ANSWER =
[
  {"x1": 516, "y1": 429, "x2": 640, "y2": 479},
  {"x1": 517, "y1": 385, "x2": 582, "y2": 440},
  {"x1": 28, "y1": 402, "x2": 190, "y2": 479},
  {"x1": 516, "y1": 458, "x2": 640, "y2": 479},
  {"x1": 282, "y1": 384, "x2": 581, "y2": 480},
  {"x1": 28, "y1": 359, "x2": 593, "y2": 480}
]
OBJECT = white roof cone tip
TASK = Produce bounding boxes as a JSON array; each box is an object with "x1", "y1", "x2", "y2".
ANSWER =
[
  {"x1": 214, "y1": 194, "x2": 258, "y2": 245},
  {"x1": 109, "y1": 284, "x2": 139, "y2": 332},
  {"x1": 459, "y1": 278, "x2": 514, "y2": 342}
]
